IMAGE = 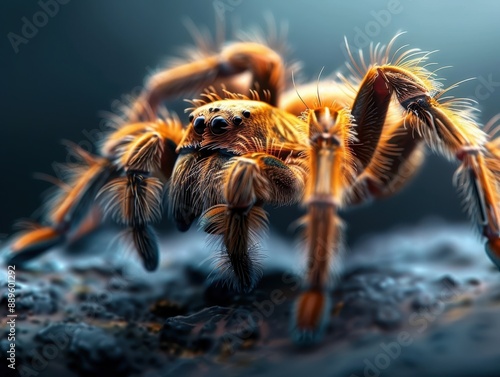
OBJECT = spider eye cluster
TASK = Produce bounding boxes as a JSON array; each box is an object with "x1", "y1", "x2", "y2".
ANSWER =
[{"x1": 190, "y1": 109, "x2": 249, "y2": 136}]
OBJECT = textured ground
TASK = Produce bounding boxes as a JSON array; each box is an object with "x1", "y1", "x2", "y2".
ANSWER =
[{"x1": 1, "y1": 220, "x2": 500, "y2": 377}]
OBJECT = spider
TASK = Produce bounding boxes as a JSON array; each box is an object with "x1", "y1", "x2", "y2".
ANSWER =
[{"x1": 4, "y1": 30, "x2": 500, "y2": 344}]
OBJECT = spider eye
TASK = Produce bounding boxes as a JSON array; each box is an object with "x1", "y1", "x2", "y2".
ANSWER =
[
  {"x1": 242, "y1": 110, "x2": 251, "y2": 118},
  {"x1": 210, "y1": 116, "x2": 229, "y2": 135},
  {"x1": 188, "y1": 114, "x2": 194, "y2": 122},
  {"x1": 233, "y1": 116, "x2": 242, "y2": 126},
  {"x1": 193, "y1": 116, "x2": 206, "y2": 135}
]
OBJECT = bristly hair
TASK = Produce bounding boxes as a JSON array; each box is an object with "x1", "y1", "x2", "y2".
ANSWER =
[
  {"x1": 206, "y1": 243, "x2": 265, "y2": 294},
  {"x1": 201, "y1": 205, "x2": 268, "y2": 293},
  {"x1": 231, "y1": 134, "x2": 307, "y2": 165},
  {"x1": 116, "y1": 225, "x2": 160, "y2": 271},
  {"x1": 98, "y1": 87, "x2": 179, "y2": 132},
  {"x1": 41, "y1": 144, "x2": 113, "y2": 227},
  {"x1": 340, "y1": 32, "x2": 486, "y2": 160},
  {"x1": 146, "y1": 15, "x2": 300, "y2": 104},
  {"x1": 403, "y1": 95, "x2": 485, "y2": 160},
  {"x1": 184, "y1": 86, "x2": 271, "y2": 112},
  {"x1": 338, "y1": 31, "x2": 451, "y2": 102},
  {"x1": 97, "y1": 91, "x2": 155, "y2": 131},
  {"x1": 353, "y1": 118, "x2": 412, "y2": 188},
  {"x1": 301, "y1": 107, "x2": 358, "y2": 206},
  {"x1": 454, "y1": 162, "x2": 477, "y2": 226},
  {"x1": 164, "y1": 13, "x2": 302, "y2": 89},
  {"x1": 151, "y1": 17, "x2": 222, "y2": 81},
  {"x1": 298, "y1": 213, "x2": 346, "y2": 289},
  {"x1": 485, "y1": 115, "x2": 500, "y2": 176},
  {"x1": 453, "y1": 161, "x2": 490, "y2": 236},
  {"x1": 234, "y1": 12, "x2": 303, "y2": 89},
  {"x1": 340, "y1": 31, "x2": 443, "y2": 92},
  {"x1": 101, "y1": 113, "x2": 183, "y2": 170},
  {"x1": 97, "y1": 176, "x2": 164, "y2": 226}
]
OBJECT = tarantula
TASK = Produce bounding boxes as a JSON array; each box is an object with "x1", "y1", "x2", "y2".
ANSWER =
[{"x1": 5, "y1": 30, "x2": 500, "y2": 344}]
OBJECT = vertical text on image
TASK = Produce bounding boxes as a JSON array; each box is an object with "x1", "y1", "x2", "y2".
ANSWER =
[{"x1": 6, "y1": 265, "x2": 17, "y2": 370}]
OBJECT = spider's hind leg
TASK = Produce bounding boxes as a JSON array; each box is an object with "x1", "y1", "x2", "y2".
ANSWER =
[
  {"x1": 130, "y1": 41, "x2": 286, "y2": 121},
  {"x1": 374, "y1": 64, "x2": 500, "y2": 269},
  {"x1": 461, "y1": 142, "x2": 500, "y2": 268},
  {"x1": 348, "y1": 116, "x2": 425, "y2": 205}
]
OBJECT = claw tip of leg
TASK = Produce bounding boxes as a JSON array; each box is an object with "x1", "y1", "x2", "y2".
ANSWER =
[
  {"x1": 5, "y1": 227, "x2": 63, "y2": 266},
  {"x1": 290, "y1": 290, "x2": 331, "y2": 346}
]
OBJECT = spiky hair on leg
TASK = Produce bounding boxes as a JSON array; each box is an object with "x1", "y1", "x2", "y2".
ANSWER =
[{"x1": 200, "y1": 204, "x2": 268, "y2": 293}]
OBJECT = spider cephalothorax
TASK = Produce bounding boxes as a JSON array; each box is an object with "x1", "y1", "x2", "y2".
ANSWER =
[{"x1": 5, "y1": 30, "x2": 500, "y2": 344}]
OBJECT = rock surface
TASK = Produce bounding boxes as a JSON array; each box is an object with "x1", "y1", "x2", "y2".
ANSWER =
[{"x1": 1, "y1": 220, "x2": 500, "y2": 377}]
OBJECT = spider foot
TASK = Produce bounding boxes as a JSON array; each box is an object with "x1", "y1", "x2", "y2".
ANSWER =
[
  {"x1": 4, "y1": 225, "x2": 64, "y2": 266},
  {"x1": 290, "y1": 289, "x2": 331, "y2": 346}
]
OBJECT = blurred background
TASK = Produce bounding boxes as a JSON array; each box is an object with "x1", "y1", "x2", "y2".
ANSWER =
[{"x1": 1, "y1": 0, "x2": 500, "y2": 247}]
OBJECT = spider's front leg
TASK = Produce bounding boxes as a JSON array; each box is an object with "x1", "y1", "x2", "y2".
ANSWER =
[
  {"x1": 375, "y1": 65, "x2": 500, "y2": 267},
  {"x1": 291, "y1": 69, "x2": 395, "y2": 344},
  {"x1": 97, "y1": 116, "x2": 184, "y2": 270},
  {"x1": 201, "y1": 152, "x2": 307, "y2": 292},
  {"x1": 6, "y1": 116, "x2": 184, "y2": 270}
]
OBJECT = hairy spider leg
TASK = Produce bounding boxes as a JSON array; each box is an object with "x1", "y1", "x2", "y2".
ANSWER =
[
  {"x1": 7, "y1": 146, "x2": 114, "y2": 265},
  {"x1": 348, "y1": 115, "x2": 425, "y2": 204},
  {"x1": 6, "y1": 116, "x2": 183, "y2": 270},
  {"x1": 374, "y1": 65, "x2": 500, "y2": 269},
  {"x1": 97, "y1": 116, "x2": 183, "y2": 270},
  {"x1": 291, "y1": 69, "x2": 393, "y2": 344},
  {"x1": 129, "y1": 42, "x2": 287, "y2": 122},
  {"x1": 201, "y1": 151, "x2": 307, "y2": 292}
]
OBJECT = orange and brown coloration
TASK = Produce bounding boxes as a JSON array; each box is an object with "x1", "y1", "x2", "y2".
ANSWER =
[{"x1": 5, "y1": 31, "x2": 500, "y2": 345}]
